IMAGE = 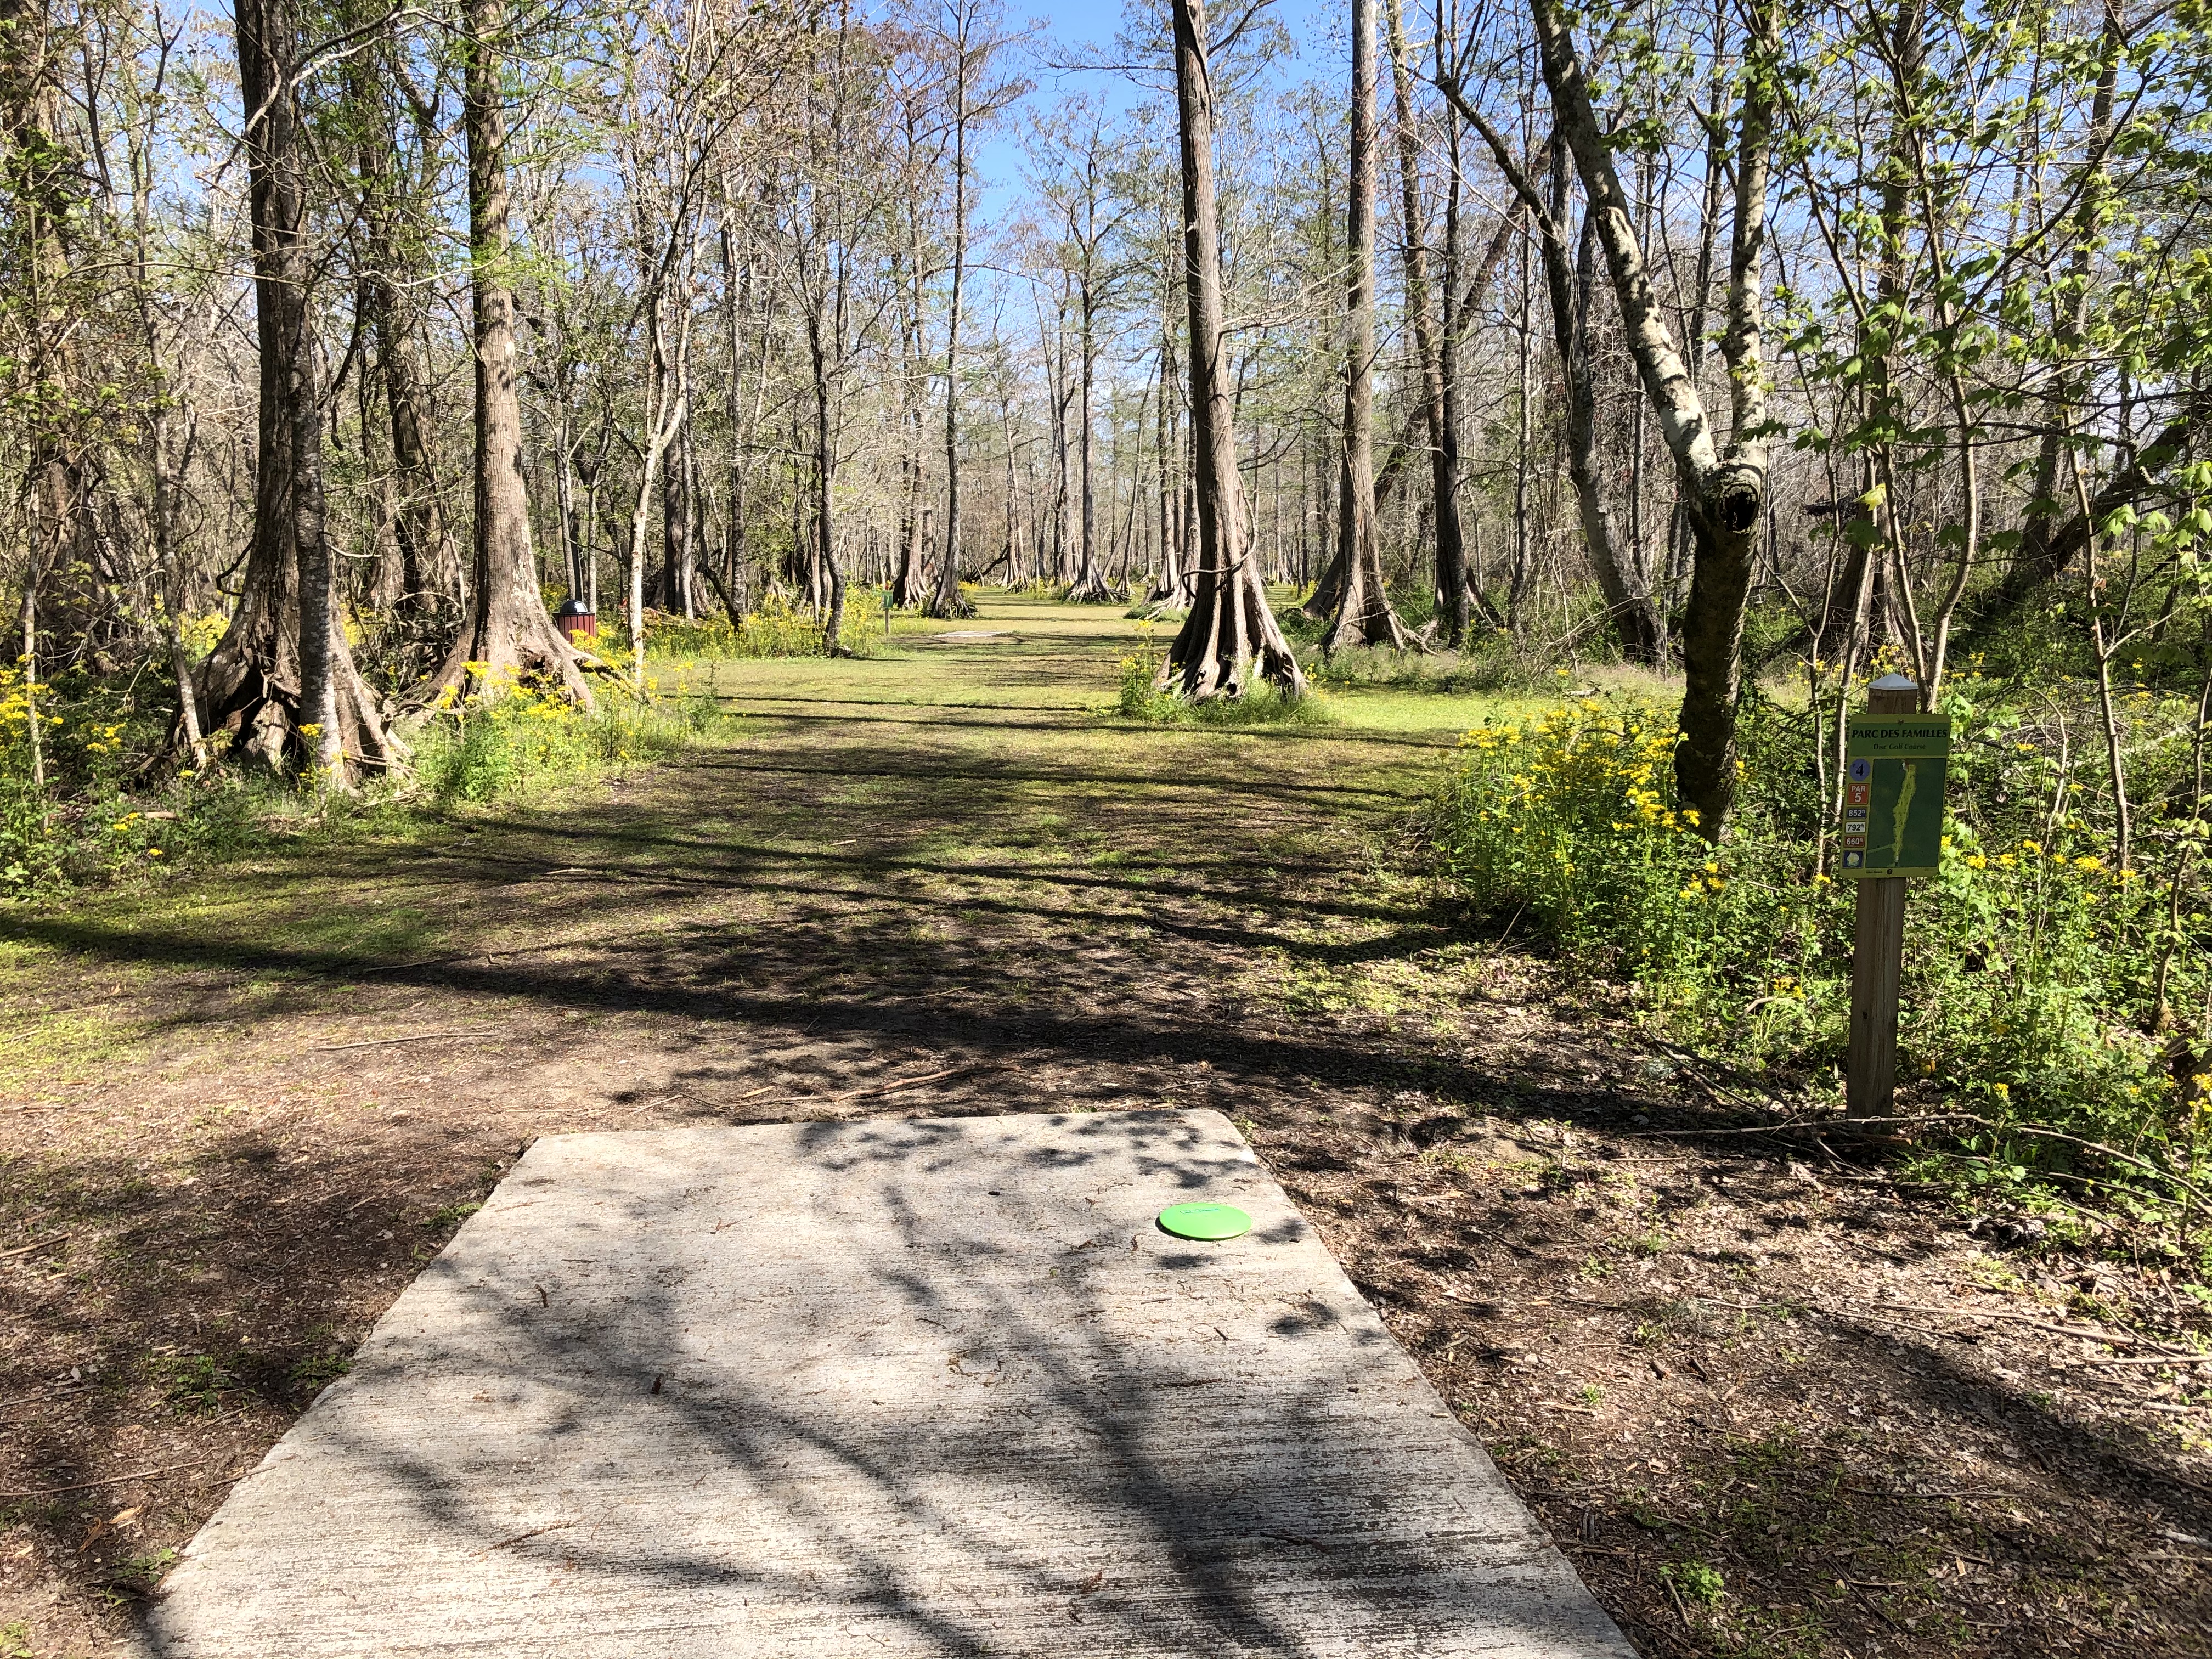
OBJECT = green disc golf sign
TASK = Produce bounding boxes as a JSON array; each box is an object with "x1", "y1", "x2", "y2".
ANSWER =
[{"x1": 1838, "y1": 714, "x2": 1950, "y2": 878}]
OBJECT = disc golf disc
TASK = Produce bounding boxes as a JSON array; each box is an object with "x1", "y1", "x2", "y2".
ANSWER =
[{"x1": 1156, "y1": 1201, "x2": 1252, "y2": 1241}]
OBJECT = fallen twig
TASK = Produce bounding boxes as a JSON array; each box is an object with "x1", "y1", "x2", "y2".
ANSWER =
[
  {"x1": 347, "y1": 933, "x2": 610, "y2": 976},
  {"x1": 0, "y1": 1385, "x2": 80, "y2": 1414},
  {"x1": 1693, "y1": 1289, "x2": 2197, "y2": 1357},
  {"x1": 1872, "y1": 1300, "x2": 2199, "y2": 1355},
  {"x1": 1647, "y1": 1110, "x2": 2212, "y2": 1207},
  {"x1": 313, "y1": 1031, "x2": 496, "y2": 1052},
  {"x1": 0, "y1": 1459, "x2": 218, "y2": 1499},
  {"x1": 1807, "y1": 1304, "x2": 1958, "y2": 1344},
  {"x1": 1646, "y1": 1111, "x2": 1921, "y2": 1139},
  {"x1": 832, "y1": 1064, "x2": 987, "y2": 1103},
  {"x1": 0, "y1": 1232, "x2": 71, "y2": 1260},
  {"x1": 2069, "y1": 1351, "x2": 2212, "y2": 1368}
]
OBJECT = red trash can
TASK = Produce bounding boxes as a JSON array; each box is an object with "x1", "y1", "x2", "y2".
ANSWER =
[{"x1": 556, "y1": 600, "x2": 597, "y2": 644}]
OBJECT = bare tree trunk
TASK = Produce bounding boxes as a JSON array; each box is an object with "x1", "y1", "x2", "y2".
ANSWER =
[
  {"x1": 1435, "y1": 112, "x2": 1667, "y2": 663},
  {"x1": 552, "y1": 413, "x2": 578, "y2": 600},
  {"x1": 624, "y1": 270, "x2": 692, "y2": 690},
  {"x1": 1001, "y1": 377, "x2": 1022, "y2": 583},
  {"x1": 349, "y1": 26, "x2": 451, "y2": 628},
  {"x1": 1298, "y1": 135, "x2": 1345, "y2": 622},
  {"x1": 929, "y1": 30, "x2": 978, "y2": 621},
  {"x1": 1325, "y1": 0, "x2": 1412, "y2": 653},
  {"x1": 384, "y1": 323, "x2": 449, "y2": 612},
  {"x1": 893, "y1": 212, "x2": 929, "y2": 608},
  {"x1": 1163, "y1": 0, "x2": 1306, "y2": 698},
  {"x1": 679, "y1": 422, "x2": 701, "y2": 618},
  {"x1": 658, "y1": 421, "x2": 686, "y2": 611},
  {"x1": 1519, "y1": 0, "x2": 1777, "y2": 833},
  {"x1": 1065, "y1": 275, "x2": 1114, "y2": 601},
  {"x1": 720, "y1": 220, "x2": 753, "y2": 616},
  {"x1": 281, "y1": 26, "x2": 336, "y2": 769},
  {"x1": 0, "y1": 0, "x2": 101, "y2": 673},
  {"x1": 1511, "y1": 229, "x2": 1532, "y2": 633},
  {"x1": 1387, "y1": 0, "x2": 1468, "y2": 646},
  {"x1": 1561, "y1": 205, "x2": 1663, "y2": 661},
  {"x1": 804, "y1": 279, "x2": 848, "y2": 652},
  {"x1": 1441, "y1": 122, "x2": 1530, "y2": 631},
  {"x1": 152, "y1": 410, "x2": 206, "y2": 763},
  {"x1": 119, "y1": 22, "x2": 206, "y2": 761},
  {"x1": 427, "y1": 0, "x2": 590, "y2": 704},
  {"x1": 2006, "y1": 2, "x2": 2124, "y2": 607},
  {"x1": 1303, "y1": 420, "x2": 1343, "y2": 614},
  {"x1": 1147, "y1": 324, "x2": 1187, "y2": 605},
  {"x1": 200, "y1": 0, "x2": 393, "y2": 780}
]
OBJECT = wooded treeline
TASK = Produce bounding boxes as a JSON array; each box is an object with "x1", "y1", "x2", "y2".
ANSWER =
[{"x1": 1, "y1": 0, "x2": 2207, "y2": 827}]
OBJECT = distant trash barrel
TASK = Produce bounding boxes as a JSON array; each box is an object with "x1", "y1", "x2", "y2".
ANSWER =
[{"x1": 556, "y1": 600, "x2": 597, "y2": 642}]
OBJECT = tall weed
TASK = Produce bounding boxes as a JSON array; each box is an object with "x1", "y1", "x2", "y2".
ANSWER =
[
  {"x1": 0, "y1": 662, "x2": 731, "y2": 900},
  {"x1": 0, "y1": 663, "x2": 184, "y2": 895},
  {"x1": 1429, "y1": 686, "x2": 2210, "y2": 1186},
  {"x1": 413, "y1": 672, "x2": 725, "y2": 804},
  {"x1": 642, "y1": 590, "x2": 883, "y2": 661}
]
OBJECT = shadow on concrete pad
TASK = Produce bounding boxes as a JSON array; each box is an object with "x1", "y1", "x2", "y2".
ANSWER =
[{"x1": 133, "y1": 1110, "x2": 1634, "y2": 1658}]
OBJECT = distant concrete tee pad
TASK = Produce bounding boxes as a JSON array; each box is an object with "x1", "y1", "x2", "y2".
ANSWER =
[{"x1": 137, "y1": 1110, "x2": 1634, "y2": 1658}]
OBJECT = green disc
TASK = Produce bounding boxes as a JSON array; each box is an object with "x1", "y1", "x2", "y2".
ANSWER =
[{"x1": 1156, "y1": 1202, "x2": 1252, "y2": 1242}]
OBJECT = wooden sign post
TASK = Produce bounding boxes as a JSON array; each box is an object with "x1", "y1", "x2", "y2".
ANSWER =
[{"x1": 1840, "y1": 675, "x2": 1950, "y2": 1118}]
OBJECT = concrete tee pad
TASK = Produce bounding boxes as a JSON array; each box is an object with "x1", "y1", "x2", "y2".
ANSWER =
[{"x1": 136, "y1": 1110, "x2": 1635, "y2": 1658}]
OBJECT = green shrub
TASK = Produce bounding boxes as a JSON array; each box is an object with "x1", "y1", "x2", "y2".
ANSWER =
[
  {"x1": 0, "y1": 663, "x2": 189, "y2": 896},
  {"x1": 1116, "y1": 649, "x2": 1187, "y2": 721},
  {"x1": 640, "y1": 589, "x2": 883, "y2": 661},
  {"x1": 0, "y1": 665, "x2": 61, "y2": 893},
  {"x1": 2, "y1": 624, "x2": 741, "y2": 903},
  {"x1": 1431, "y1": 697, "x2": 1720, "y2": 966},
  {"x1": 1114, "y1": 626, "x2": 1331, "y2": 726},
  {"x1": 1429, "y1": 682, "x2": 2211, "y2": 1183},
  {"x1": 151, "y1": 1351, "x2": 233, "y2": 1416},
  {"x1": 1312, "y1": 630, "x2": 1572, "y2": 696},
  {"x1": 413, "y1": 673, "x2": 724, "y2": 804}
]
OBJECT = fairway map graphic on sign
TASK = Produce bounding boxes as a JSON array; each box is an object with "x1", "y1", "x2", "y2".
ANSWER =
[{"x1": 1838, "y1": 713, "x2": 1950, "y2": 878}]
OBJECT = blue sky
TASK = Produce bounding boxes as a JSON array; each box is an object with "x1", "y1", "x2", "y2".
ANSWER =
[{"x1": 977, "y1": 0, "x2": 1338, "y2": 221}]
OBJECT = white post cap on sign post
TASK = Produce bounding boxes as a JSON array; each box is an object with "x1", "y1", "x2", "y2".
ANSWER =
[{"x1": 1868, "y1": 672, "x2": 1919, "y2": 694}]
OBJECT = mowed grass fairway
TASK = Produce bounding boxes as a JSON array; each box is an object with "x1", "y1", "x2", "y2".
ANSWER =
[{"x1": 3, "y1": 599, "x2": 2205, "y2": 1657}]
